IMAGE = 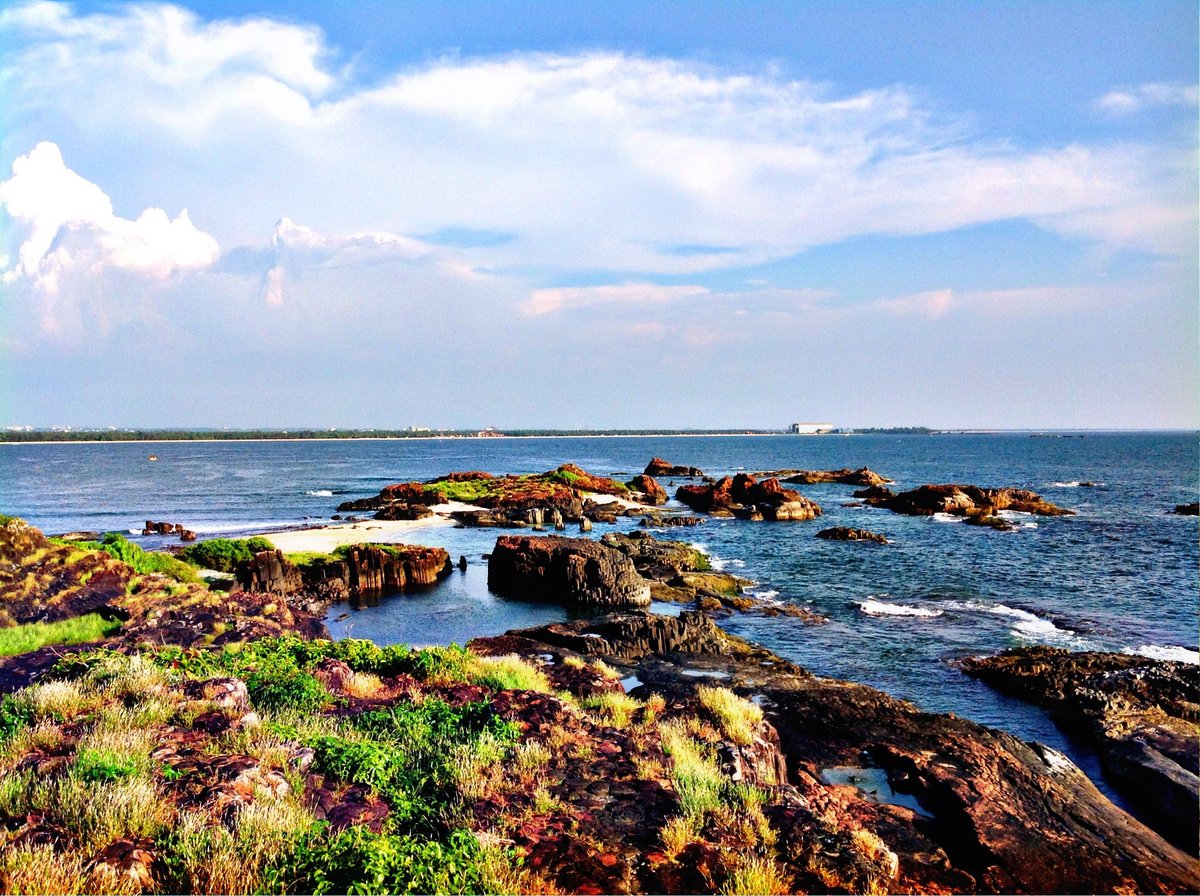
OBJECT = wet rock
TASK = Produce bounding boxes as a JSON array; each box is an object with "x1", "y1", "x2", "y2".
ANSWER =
[
  {"x1": 961, "y1": 646, "x2": 1200, "y2": 850},
  {"x1": 1172, "y1": 502, "x2": 1198, "y2": 515},
  {"x1": 816, "y1": 527, "x2": 888, "y2": 544},
  {"x1": 638, "y1": 514, "x2": 705, "y2": 528},
  {"x1": 373, "y1": 502, "x2": 434, "y2": 521},
  {"x1": 487, "y1": 535, "x2": 650, "y2": 609}
]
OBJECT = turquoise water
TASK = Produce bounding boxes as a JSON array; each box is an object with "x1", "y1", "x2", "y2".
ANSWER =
[{"x1": 2, "y1": 432, "x2": 1196, "y2": 789}]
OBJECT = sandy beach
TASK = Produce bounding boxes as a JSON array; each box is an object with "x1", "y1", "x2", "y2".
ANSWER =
[{"x1": 254, "y1": 494, "x2": 650, "y2": 553}]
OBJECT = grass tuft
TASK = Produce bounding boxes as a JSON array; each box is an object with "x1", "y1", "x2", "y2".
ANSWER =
[
  {"x1": 471, "y1": 654, "x2": 551, "y2": 693},
  {"x1": 697, "y1": 685, "x2": 763, "y2": 746}
]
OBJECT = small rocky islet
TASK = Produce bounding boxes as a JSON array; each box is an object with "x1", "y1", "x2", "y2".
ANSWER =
[{"x1": 0, "y1": 458, "x2": 1196, "y2": 895}]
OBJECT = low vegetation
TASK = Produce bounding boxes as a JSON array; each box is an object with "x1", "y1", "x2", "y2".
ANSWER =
[
  {"x1": 71, "y1": 533, "x2": 202, "y2": 584},
  {"x1": 0, "y1": 613, "x2": 121, "y2": 658},
  {"x1": 178, "y1": 537, "x2": 276, "y2": 572}
]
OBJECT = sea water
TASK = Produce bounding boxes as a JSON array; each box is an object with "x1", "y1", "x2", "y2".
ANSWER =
[{"x1": 2, "y1": 432, "x2": 1196, "y2": 794}]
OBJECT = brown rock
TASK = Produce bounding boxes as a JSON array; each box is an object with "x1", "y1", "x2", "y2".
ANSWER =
[
  {"x1": 861, "y1": 484, "x2": 1072, "y2": 517},
  {"x1": 780, "y1": 467, "x2": 892, "y2": 486},
  {"x1": 628, "y1": 474, "x2": 668, "y2": 505},
  {"x1": 644, "y1": 457, "x2": 704, "y2": 477},
  {"x1": 816, "y1": 527, "x2": 888, "y2": 544}
]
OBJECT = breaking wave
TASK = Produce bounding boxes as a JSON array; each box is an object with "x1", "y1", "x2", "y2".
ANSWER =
[
  {"x1": 858, "y1": 598, "x2": 943, "y2": 618},
  {"x1": 1122, "y1": 644, "x2": 1200, "y2": 664}
]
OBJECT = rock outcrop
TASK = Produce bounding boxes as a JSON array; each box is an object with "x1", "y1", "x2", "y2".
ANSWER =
[
  {"x1": 627, "y1": 474, "x2": 668, "y2": 505},
  {"x1": 487, "y1": 535, "x2": 650, "y2": 609},
  {"x1": 239, "y1": 545, "x2": 453, "y2": 607},
  {"x1": 778, "y1": 468, "x2": 892, "y2": 486},
  {"x1": 961, "y1": 646, "x2": 1200, "y2": 851},
  {"x1": 676, "y1": 474, "x2": 822, "y2": 521},
  {"x1": 855, "y1": 483, "x2": 1072, "y2": 518},
  {"x1": 1172, "y1": 502, "x2": 1199, "y2": 516},
  {"x1": 489, "y1": 613, "x2": 1200, "y2": 894},
  {"x1": 816, "y1": 527, "x2": 888, "y2": 544},
  {"x1": 644, "y1": 457, "x2": 704, "y2": 477}
]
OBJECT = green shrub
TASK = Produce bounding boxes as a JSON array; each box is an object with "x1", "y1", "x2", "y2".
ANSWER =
[
  {"x1": 179, "y1": 536, "x2": 276, "y2": 572},
  {"x1": 266, "y1": 826, "x2": 492, "y2": 895},
  {"x1": 0, "y1": 613, "x2": 121, "y2": 658},
  {"x1": 96, "y1": 532, "x2": 201, "y2": 583},
  {"x1": 0, "y1": 695, "x2": 36, "y2": 743},
  {"x1": 74, "y1": 747, "x2": 140, "y2": 783}
]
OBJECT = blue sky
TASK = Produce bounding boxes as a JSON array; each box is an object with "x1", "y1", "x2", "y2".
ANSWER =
[{"x1": 0, "y1": 0, "x2": 1196, "y2": 429}]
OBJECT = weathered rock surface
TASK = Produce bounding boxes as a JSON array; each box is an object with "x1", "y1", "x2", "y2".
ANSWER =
[
  {"x1": 856, "y1": 483, "x2": 1072, "y2": 518},
  {"x1": 627, "y1": 474, "x2": 668, "y2": 505},
  {"x1": 487, "y1": 535, "x2": 650, "y2": 609},
  {"x1": 638, "y1": 514, "x2": 705, "y2": 528},
  {"x1": 1172, "y1": 502, "x2": 1199, "y2": 515},
  {"x1": 644, "y1": 457, "x2": 704, "y2": 477},
  {"x1": 961, "y1": 646, "x2": 1200, "y2": 850},
  {"x1": 491, "y1": 612, "x2": 1200, "y2": 894},
  {"x1": 775, "y1": 467, "x2": 892, "y2": 487},
  {"x1": 816, "y1": 526, "x2": 888, "y2": 544},
  {"x1": 676, "y1": 473, "x2": 822, "y2": 521}
]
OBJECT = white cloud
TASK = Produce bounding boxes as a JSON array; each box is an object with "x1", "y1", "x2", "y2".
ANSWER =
[
  {"x1": 1, "y1": 1, "x2": 1193, "y2": 278},
  {"x1": 875, "y1": 289, "x2": 954, "y2": 319},
  {"x1": 0, "y1": 141, "x2": 219, "y2": 292},
  {"x1": 1094, "y1": 82, "x2": 1199, "y2": 115},
  {"x1": 874, "y1": 285, "x2": 1123, "y2": 320},
  {"x1": 523, "y1": 282, "x2": 709, "y2": 316}
]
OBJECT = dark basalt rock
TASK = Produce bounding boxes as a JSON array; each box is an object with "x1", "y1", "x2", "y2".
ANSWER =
[
  {"x1": 1172, "y1": 502, "x2": 1199, "y2": 516},
  {"x1": 644, "y1": 457, "x2": 704, "y2": 478},
  {"x1": 639, "y1": 514, "x2": 705, "y2": 528},
  {"x1": 675, "y1": 473, "x2": 822, "y2": 521},
  {"x1": 961, "y1": 646, "x2": 1200, "y2": 851},
  {"x1": 487, "y1": 535, "x2": 650, "y2": 609},
  {"x1": 372, "y1": 502, "x2": 433, "y2": 521},
  {"x1": 859, "y1": 483, "x2": 1072, "y2": 517},
  {"x1": 815, "y1": 526, "x2": 888, "y2": 543}
]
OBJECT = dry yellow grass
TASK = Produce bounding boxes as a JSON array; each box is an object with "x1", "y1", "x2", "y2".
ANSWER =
[{"x1": 697, "y1": 686, "x2": 763, "y2": 746}]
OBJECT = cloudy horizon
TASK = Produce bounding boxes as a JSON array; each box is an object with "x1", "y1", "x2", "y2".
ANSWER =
[{"x1": 1, "y1": 1, "x2": 1196, "y2": 430}]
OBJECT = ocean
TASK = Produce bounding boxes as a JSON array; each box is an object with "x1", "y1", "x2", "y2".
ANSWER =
[{"x1": 2, "y1": 432, "x2": 1196, "y2": 799}]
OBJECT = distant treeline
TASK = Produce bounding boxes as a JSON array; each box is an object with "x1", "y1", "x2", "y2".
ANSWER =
[{"x1": 0, "y1": 428, "x2": 787, "y2": 443}]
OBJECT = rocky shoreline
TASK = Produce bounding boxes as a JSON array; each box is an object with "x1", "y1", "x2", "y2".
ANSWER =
[{"x1": 0, "y1": 456, "x2": 1197, "y2": 895}]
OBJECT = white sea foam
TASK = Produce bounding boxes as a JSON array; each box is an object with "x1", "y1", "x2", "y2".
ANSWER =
[
  {"x1": 931, "y1": 512, "x2": 963, "y2": 523},
  {"x1": 747, "y1": 589, "x2": 780, "y2": 600},
  {"x1": 306, "y1": 489, "x2": 334, "y2": 497},
  {"x1": 710, "y1": 557, "x2": 745, "y2": 571},
  {"x1": 1122, "y1": 644, "x2": 1200, "y2": 664},
  {"x1": 858, "y1": 598, "x2": 943, "y2": 618},
  {"x1": 1052, "y1": 481, "x2": 1082, "y2": 488},
  {"x1": 944, "y1": 600, "x2": 1091, "y2": 648}
]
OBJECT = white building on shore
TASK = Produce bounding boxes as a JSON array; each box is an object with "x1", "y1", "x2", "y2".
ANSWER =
[{"x1": 789, "y1": 422, "x2": 834, "y2": 434}]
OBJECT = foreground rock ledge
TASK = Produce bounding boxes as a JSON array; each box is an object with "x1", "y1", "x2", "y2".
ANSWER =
[
  {"x1": 961, "y1": 645, "x2": 1200, "y2": 851},
  {"x1": 475, "y1": 612, "x2": 1200, "y2": 894}
]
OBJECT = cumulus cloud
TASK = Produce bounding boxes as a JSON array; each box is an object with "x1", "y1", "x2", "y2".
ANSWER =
[
  {"x1": 0, "y1": 141, "x2": 219, "y2": 293},
  {"x1": 1094, "y1": 82, "x2": 1199, "y2": 115},
  {"x1": 1, "y1": 0, "x2": 1194, "y2": 276}
]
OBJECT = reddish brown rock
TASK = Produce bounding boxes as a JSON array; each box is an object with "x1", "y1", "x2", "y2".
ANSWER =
[
  {"x1": 676, "y1": 474, "x2": 822, "y2": 521},
  {"x1": 487, "y1": 535, "x2": 650, "y2": 609},
  {"x1": 627, "y1": 474, "x2": 668, "y2": 505}
]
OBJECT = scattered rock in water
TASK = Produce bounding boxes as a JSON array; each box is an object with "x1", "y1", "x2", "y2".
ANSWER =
[
  {"x1": 962, "y1": 513, "x2": 1015, "y2": 531},
  {"x1": 961, "y1": 645, "x2": 1200, "y2": 851},
  {"x1": 644, "y1": 457, "x2": 704, "y2": 478},
  {"x1": 775, "y1": 467, "x2": 892, "y2": 486},
  {"x1": 1171, "y1": 502, "x2": 1198, "y2": 516},
  {"x1": 141, "y1": 520, "x2": 195, "y2": 540},
  {"x1": 676, "y1": 474, "x2": 822, "y2": 521},
  {"x1": 627, "y1": 474, "x2": 669, "y2": 505},
  {"x1": 639, "y1": 514, "x2": 705, "y2": 528},
  {"x1": 815, "y1": 527, "x2": 888, "y2": 544},
  {"x1": 856, "y1": 483, "x2": 1072, "y2": 518}
]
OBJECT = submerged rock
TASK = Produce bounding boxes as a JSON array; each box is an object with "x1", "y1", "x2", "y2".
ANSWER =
[
  {"x1": 1172, "y1": 502, "x2": 1199, "y2": 516},
  {"x1": 815, "y1": 527, "x2": 888, "y2": 544},
  {"x1": 961, "y1": 646, "x2": 1200, "y2": 851},
  {"x1": 487, "y1": 535, "x2": 650, "y2": 609}
]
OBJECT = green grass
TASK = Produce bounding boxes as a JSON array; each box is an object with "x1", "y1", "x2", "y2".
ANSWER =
[
  {"x1": 423, "y1": 478, "x2": 494, "y2": 503},
  {"x1": 178, "y1": 536, "x2": 275, "y2": 572},
  {"x1": 0, "y1": 613, "x2": 121, "y2": 658},
  {"x1": 697, "y1": 686, "x2": 764, "y2": 746},
  {"x1": 92, "y1": 532, "x2": 201, "y2": 583},
  {"x1": 285, "y1": 550, "x2": 339, "y2": 568},
  {"x1": 470, "y1": 654, "x2": 551, "y2": 693}
]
